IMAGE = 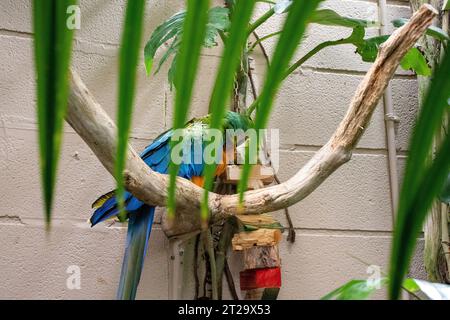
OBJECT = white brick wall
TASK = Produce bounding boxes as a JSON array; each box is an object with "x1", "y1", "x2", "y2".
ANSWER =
[{"x1": 0, "y1": 0, "x2": 426, "y2": 299}]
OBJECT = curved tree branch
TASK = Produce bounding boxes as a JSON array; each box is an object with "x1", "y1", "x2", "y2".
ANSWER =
[{"x1": 66, "y1": 4, "x2": 436, "y2": 237}]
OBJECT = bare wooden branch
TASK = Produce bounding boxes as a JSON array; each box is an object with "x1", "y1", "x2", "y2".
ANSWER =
[{"x1": 65, "y1": 4, "x2": 436, "y2": 237}]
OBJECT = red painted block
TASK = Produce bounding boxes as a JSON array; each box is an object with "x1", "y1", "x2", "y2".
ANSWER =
[{"x1": 240, "y1": 267, "x2": 281, "y2": 290}]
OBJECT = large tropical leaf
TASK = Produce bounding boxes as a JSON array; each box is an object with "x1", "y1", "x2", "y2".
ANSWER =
[
  {"x1": 200, "y1": 0, "x2": 257, "y2": 221},
  {"x1": 321, "y1": 278, "x2": 388, "y2": 300},
  {"x1": 354, "y1": 35, "x2": 388, "y2": 62},
  {"x1": 354, "y1": 35, "x2": 431, "y2": 76},
  {"x1": 248, "y1": 5, "x2": 376, "y2": 54},
  {"x1": 322, "y1": 278, "x2": 450, "y2": 300},
  {"x1": 310, "y1": 9, "x2": 377, "y2": 28},
  {"x1": 33, "y1": 0, "x2": 76, "y2": 226},
  {"x1": 238, "y1": 0, "x2": 324, "y2": 200},
  {"x1": 274, "y1": 0, "x2": 377, "y2": 27},
  {"x1": 166, "y1": 0, "x2": 210, "y2": 219},
  {"x1": 114, "y1": 0, "x2": 146, "y2": 221},
  {"x1": 270, "y1": 14, "x2": 432, "y2": 90},
  {"x1": 392, "y1": 18, "x2": 450, "y2": 42},
  {"x1": 249, "y1": 1, "x2": 370, "y2": 35},
  {"x1": 389, "y1": 49, "x2": 450, "y2": 300},
  {"x1": 144, "y1": 6, "x2": 229, "y2": 86},
  {"x1": 410, "y1": 279, "x2": 450, "y2": 300},
  {"x1": 400, "y1": 47, "x2": 432, "y2": 76}
]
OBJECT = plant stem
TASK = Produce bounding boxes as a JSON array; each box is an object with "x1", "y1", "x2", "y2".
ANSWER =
[
  {"x1": 285, "y1": 38, "x2": 351, "y2": 78},
  {"x1": 248, "y1": 64, "x2": 258, "y2": 100},
  {"x1": 252, "y1": 31, "x2": 271, "y2": 68},
  {"x1": 246, "y1": 37, "x2": 351, "y2": 116},
  {"x1": 233, "y1": 50, "x2": 250, "y2": 114},
  {"x1": 203, "y1": 229, "x2": 218, "y2": 300},
  {"x1": 215, "y1": 218, "x2": 237, "y2": 299},
  {"x1": 218, "y1": 30, "x2": 227, "y2": 45},
  {"x1": 194, "y1": 233, "x2": 201, "y2": 299},
  {"x1": 247, "y1": 7, "x2": 275, "y2": 36},
  {"x1": 224, "y1": 259, "x2": 240, "y2": 300},
  {"x1": 249, "y1": 31, "x2": 282, "y2": 52}
]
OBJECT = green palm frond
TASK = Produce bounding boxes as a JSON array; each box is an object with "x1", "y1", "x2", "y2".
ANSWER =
[
  {"x1": 238, "y1": 0, "x2": 324, "y2": 202},
  {"x1": 33, "y1": 0, "x2": 76, "y2": 227},
  {"x1": 115, "y1": 0, "x2": 146, "y2": 221},
  {"x1": 389, "y1": 49, "x2": 450, "y2": 300},
  {"x1": 167, "y1": 0, "x2": 210, "y2": 219},
  {"x1": 200, "y1": 0, "x2": 257, "y2": 222},
  {"x1": 144, "y1": 6, "x2": 229, "y2": 87}
]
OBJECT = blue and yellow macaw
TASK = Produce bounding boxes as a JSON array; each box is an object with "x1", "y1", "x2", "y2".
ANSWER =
[{"x1": 90, "y1": 111, "x2": 252, "y2": 300}]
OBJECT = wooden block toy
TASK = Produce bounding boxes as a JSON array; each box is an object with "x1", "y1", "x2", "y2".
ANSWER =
[
  {"x1": 222, "y1": 165, "x2": 275, "y2": 186},
  {"x1": 240, "y1": 267, "x2": 281, "y2": 291},
  {"x1": 232, "y1": 229, "x2": 282, "y2": 250},
  {"x1": 243, "y1": 246, "x2": 280, "y2": 270}
]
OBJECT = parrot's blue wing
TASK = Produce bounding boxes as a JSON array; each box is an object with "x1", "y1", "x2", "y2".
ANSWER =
[
  {"x1": 145, "y1": 143, "x2": 171, "y2": 173},
  {"x1": 90, "y1": 126, "x2": 210, "y2": 300},
  {"x1": 117, "y1": 205, "x2": 155, "y2": 300},
  {"x1": 90, "y1": 112, "x2": 252, "y2": 300},
  {"x1": 140, "y1": 130, "x2": 172, "y2": 160},
  {"x1": 90, "y1": 131, "x2": 172, "y2": 227},
  {"x1": 90, "y1": 191, "x2": 133, "y2": 226}
]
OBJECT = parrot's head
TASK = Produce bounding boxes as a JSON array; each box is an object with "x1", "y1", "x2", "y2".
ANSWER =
[{"x1": 222, "y1": 111, "x2": 253, "y2": 132}]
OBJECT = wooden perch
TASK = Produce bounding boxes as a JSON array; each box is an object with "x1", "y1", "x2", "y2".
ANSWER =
[{"x1": 65, "y1": 5, "x2": 437, "y2": 237}]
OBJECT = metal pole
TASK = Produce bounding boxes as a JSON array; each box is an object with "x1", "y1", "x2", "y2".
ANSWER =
[{"x1": 378, "y1": 0, "x2": 400, "y2": 226}]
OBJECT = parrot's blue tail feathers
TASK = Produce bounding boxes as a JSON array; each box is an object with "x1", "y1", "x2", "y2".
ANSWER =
[{"x1": 117, "y1": 205, "x2": 155, "y2": 300}]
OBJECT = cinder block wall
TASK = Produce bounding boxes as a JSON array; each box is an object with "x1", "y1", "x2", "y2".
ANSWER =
[{"x1": 0, "y1": 0, "x2": 426, "y2": 299}]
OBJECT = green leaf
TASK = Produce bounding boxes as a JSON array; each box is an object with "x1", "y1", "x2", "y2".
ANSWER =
[
  {"x1": 439, "y1": 173, "x2": 450, "y2": 204},
  {"x1": 205, "y1": 7, "x2": 230, "y2": 46},
  {"x1": 278, "y1": 4, "x2": 378, "y2": 27},
  {"x1": 322, "y1": 277, "x2": 448, "y2": 300},
  {"x1": 392, "y1": 18, "x2": 450, "y2": 42},
  {"x1": 403, "y1": 278, "x2": 420, "y2": 293},
  {"x1": 166, "y1": 0, "x2": 210, "y2": 219},
  {"x1": 400, "y1": 47, "x2": 432, "y2": 76},
  {"x1": 247, "y1": 6, "x2": 275, "y2": 35},
  {"x1": 353, "y1": 35, "x2": 431, "y2": 76},
  {"x1": 33, "y1": 0, "x2": 77, "y2": 227},
  {"x1": 412, "y1": 279, "x2": 450, "y2": 300},
  {"x1": 200, "y1": 0, "x2": 257, "y2": 222},
  {"x1": 311, "y1": 9, "x2": 377, "y2": 28},
  {"x1": 251, "y1": 3, "x2": 376, "y2": 44},
  {"x1": 275, "y1": 4, "x2": 378, "y2": 28},
  {"x1": 321, "y1": 278, "x2": 388, "y2": 300},
  {"x1": 354, "y1": 35, "x2": 388, "y2": 62},
  {"x1": 114, "y1": 0, "x2": 146, "y2": 221},
  {"x1": 389, "y1": 49, "x2": 450, "y2": 300},
  {"x1": 444, "y1": 0, "x2": 450, "y2": 10},
  {"x1": 144, "y1": 7, "x2": 230, "y2": 81},
  {"x1": 238, "y1": 0, "x2": 323, "y2": 201},
  {"x1": 273, "y1": 26, "x2": 364, "y2": 91},
  {"x1": 144, "y1": 11, "x2": 185, "y2": 75},
  {"x1": 248, "y1": 31, "x2": 282, "y2": 52}
]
